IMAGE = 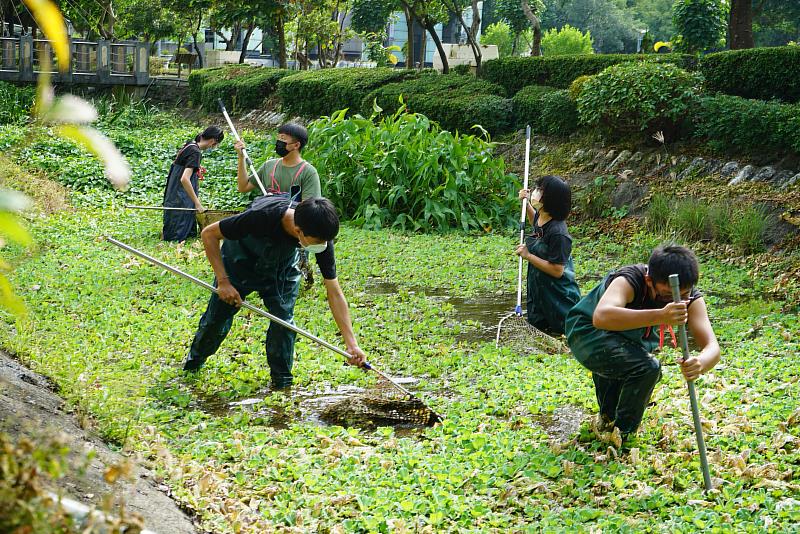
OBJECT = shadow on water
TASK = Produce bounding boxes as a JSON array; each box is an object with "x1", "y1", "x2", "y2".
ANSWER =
[{"x1": 364, "y1": 277, "x2": 516, "y2": 344}]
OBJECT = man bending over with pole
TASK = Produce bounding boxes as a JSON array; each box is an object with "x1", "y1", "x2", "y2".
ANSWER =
[
  {"x1": 565, "y1": 244, "x2": 720, "y2": 445},
  {"x1": 183, "y1": 195, "x2": 366, "y2": 388}
]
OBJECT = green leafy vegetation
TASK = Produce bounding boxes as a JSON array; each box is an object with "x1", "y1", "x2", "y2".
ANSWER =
[
  {"x1": 1, "y1": 97, "x2": 798, "y2": 533},
  {"x1": 671, "y1": 0, "x2": 728, "y2": 54},
  {"x1": 0, "y1": 82, "x2": 35, "y2": 125},
  {"x1": 541, "y1": 24, "x2": 594, "y2": 56},
  {"x1": 305, "y1": 108, "x2": 516, "y2": 231}
]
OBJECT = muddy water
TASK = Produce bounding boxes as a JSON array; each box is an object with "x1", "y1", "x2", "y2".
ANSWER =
[
  {"x1": 195, "y1": 379, "x2": 430, "y2": 437},
  {"x1": 364, "y1": 278, "x2": 515, "y2": 344}
]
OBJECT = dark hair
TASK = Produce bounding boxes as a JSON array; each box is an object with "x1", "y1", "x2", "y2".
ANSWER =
[
  {"x1": 294, "y1": 197, "x2": 339, "y2": 241},
  {"x1": 648, "y1": 244, "x2": 699, "y2": 287},
  {"x1": 278, "y1": 122, "x2": 308, "y2": 150},
  {"x1": 536, "y1": 175, "x2": 571, "y2": 221},
  {"x1": 196, "y1": 125, "x2": 224, "y2": 143}
]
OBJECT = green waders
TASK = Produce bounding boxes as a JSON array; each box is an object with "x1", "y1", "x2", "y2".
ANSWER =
[
  {"x1": 185, "y1": 234, "x2": 301, "y2": 388},
  {"x1": 565, "y1": 275, "x2": 663, "y2": 435},
  {"x1": 525, "y1": 235, "x2": 581, "y2": 335}
]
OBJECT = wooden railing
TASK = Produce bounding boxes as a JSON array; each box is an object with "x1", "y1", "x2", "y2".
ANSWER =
[{"x1": 0, "y1": 36, "x2": 149, "y2": 85}]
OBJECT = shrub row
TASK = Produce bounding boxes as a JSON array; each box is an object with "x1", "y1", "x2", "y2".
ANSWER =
[
  {"x1": 187, "y1": 64, "x2": 252, "y2": 104},
  {"x1": 188, "y1": 65, "x2": 293, "y2": 111},
  {"x1": 692, "y1": 94, "x2": 800, "y2": 154},
  {"x1": 481, "y1": 53, "x2": 694, "y2": 95},
  {"x1": 699, "y1": 46, "x2": 800, "y2": 103},
  {"x1": 364, "y1": 74, "x2": 510, "y2": 135},
  {"x1": 511, "y1": 86, "x2": 579, "y2": 136},
  {"x1": 276, "y1": 68, "x2": 419, "y2": 118},
  {"x1": 576, "y1": 62, "x2": 702, "y2": 139}
]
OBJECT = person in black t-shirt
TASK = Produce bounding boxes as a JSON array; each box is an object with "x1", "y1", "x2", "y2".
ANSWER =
[
  {"x1": 182, "y1": 196, "x2": 366, "y2": 388},
  {"x1": 162, "y1": 126, "x2": 224, "y2": 242},
  {"x1": 565, "y1": 245, "x2": 720, "y2": 442},
  {"x1": 514, "y1": 175, "x2": 581, "y2": 335}
]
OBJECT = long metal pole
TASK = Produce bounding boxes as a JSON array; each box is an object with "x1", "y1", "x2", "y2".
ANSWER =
[
  {"x1": 106, "y1": 237, "x2": 440, "y2": 420},
  {"x1": 217, "y1": 98, "x2": 268, "y2": 196},
  {"x1": 125, "y1": 205, "x2": 197, "y2": 211},
  {"x1": 669, "y1": 273, "x2": 713, "y2": 491},
  {"x1": 515, "y1": 125, "x2": 532, "y2": 316}
]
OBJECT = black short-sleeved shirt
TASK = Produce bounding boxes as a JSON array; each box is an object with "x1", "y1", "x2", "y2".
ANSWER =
[
  {"x1": 531, "y1": 212, "x2": 573, "y2": 265},
  {"x1": 605, "y1": 264, "x2": 701, "y2": 310},
  {"x1": 219, "y1": 196, "x2": 337, "y2": 280},
  {"x1": 175, "y1": 142, "x2": 201, "y2": 170}
]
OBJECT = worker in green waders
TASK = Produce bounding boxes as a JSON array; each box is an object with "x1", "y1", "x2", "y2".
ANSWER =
[
  {"x1": 515, "y1": 175, "x2": 581, "y2": 335},
  {"x1": 182, "y1": 196, "x2": 366, "y2": 388},
  {"x1": 565, "y1": 244, "x2": 720, "y2": 443}
]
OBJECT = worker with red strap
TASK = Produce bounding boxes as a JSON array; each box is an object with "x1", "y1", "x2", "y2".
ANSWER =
[
  {"x1": 233, "y1": 122, "x2": 321, "y2": 202},
  {"x1": 565, "y1": 245, "x2": 721, "y2": 445}
]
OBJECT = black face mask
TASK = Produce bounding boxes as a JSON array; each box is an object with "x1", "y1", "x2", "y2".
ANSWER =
[{"x1": 275, "y1": 140, "x2": 291, "y2": 157}]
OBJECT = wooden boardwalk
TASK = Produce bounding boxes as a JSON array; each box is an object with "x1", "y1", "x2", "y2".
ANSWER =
[{"x1": 0, "y1": 36, "x2": 149, "y2": 85}]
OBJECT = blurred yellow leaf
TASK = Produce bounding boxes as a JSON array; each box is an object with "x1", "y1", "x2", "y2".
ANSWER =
[
  {"x1": 0, "y1": 274, "x2": 26, "y2": 318},
  {"x1": 22, "y1": 0, "x2": 69, "y2": 72},
  {"x1": 57, "y1": 125, "x2": 131, "y2": 190},
  {"x1": 0, "y1": 212, "x2": 33, "y2": 247}
]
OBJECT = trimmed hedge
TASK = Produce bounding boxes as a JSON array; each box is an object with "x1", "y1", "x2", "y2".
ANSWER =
[
  {"x1": 537, "y1": 90, "x2": 580, "y2": 137},
  {"x1": 361, "y1": 73, "x2": 511, "y2": 135},
  {"x1": 693, "y1": 94, "x2": 800, "y2": 154},
  {"x1": 699, "y1": 46, "x2": 800, "y2": 103},
  {"x1": 511, "y1": 85, "x2": 557, "y2": 129},
  {"x1": 481, "y1": 53, "x2": 694, "y2": 95},
  {"x1": 187, "y1": 65, "x2": 255, "y2": 105},
  {"x1": 190, "y1": 65, "x2": 293, "y2": 111},
  {"x1": 277, "y1": 68, "x2": 419, "y2": 118},
  {"x1": 200, "y1": 67, "x2": 293, "y2": 111}
]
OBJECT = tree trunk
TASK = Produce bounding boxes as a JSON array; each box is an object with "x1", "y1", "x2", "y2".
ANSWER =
[
  {"x1": 225, "y1": 22, "x2": 241, "y2": 51},
  {"x1": 441, "y1": 0, "x2": 482, "y2": 71},
  {"x1": 239, "y1": 22, "x2": 255, "y2": 63},
  {"x1": 214, "y1": 30, "x2": 232, "y2": 50},
  {"x1": 520, "y1": 0, "x2": 541, "y2": 56},
  {"x1": 318, "y1": 40, "x2": 326, "y2": 67},
  {"x1": 277, "y1": 14, "x2": 287, "y2": 68},
  {"x1": 331, "y1": 7, "x2": 347, "y2": 67},
  {"x1": 418, "y1": 23, "x2": 428, "y2": 67},
  {"x1": 729, "y1": 0, "x2": 754, "y2": 49},
  {"x1": 424, "y1": 19, "x2": 449, "y2": 73},
  {"x1": 401, "y1": 4, "x2": 415, "y2": 69},
  {"x1": 470, "y1": 0, "x2": 480, "y2": 42},
  {"x1": 451, "y1": 9, "x2": 482, "y2": 72},
  {"x1": 193, "y1": 13, "x2": 204, "y2": 68}
]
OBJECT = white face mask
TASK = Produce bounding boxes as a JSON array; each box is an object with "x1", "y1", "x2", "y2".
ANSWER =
[
  {"x1": 530, "y1": 188, "x2": 543, "y2": 210},
  {"x1": 304, "y1": 242, "x2": 327, "y2": 254}
]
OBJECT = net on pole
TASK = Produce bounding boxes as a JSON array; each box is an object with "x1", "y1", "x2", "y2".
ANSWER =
[{"x1": 495, "y1": 313, "x2": 569, "y2": 355}]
